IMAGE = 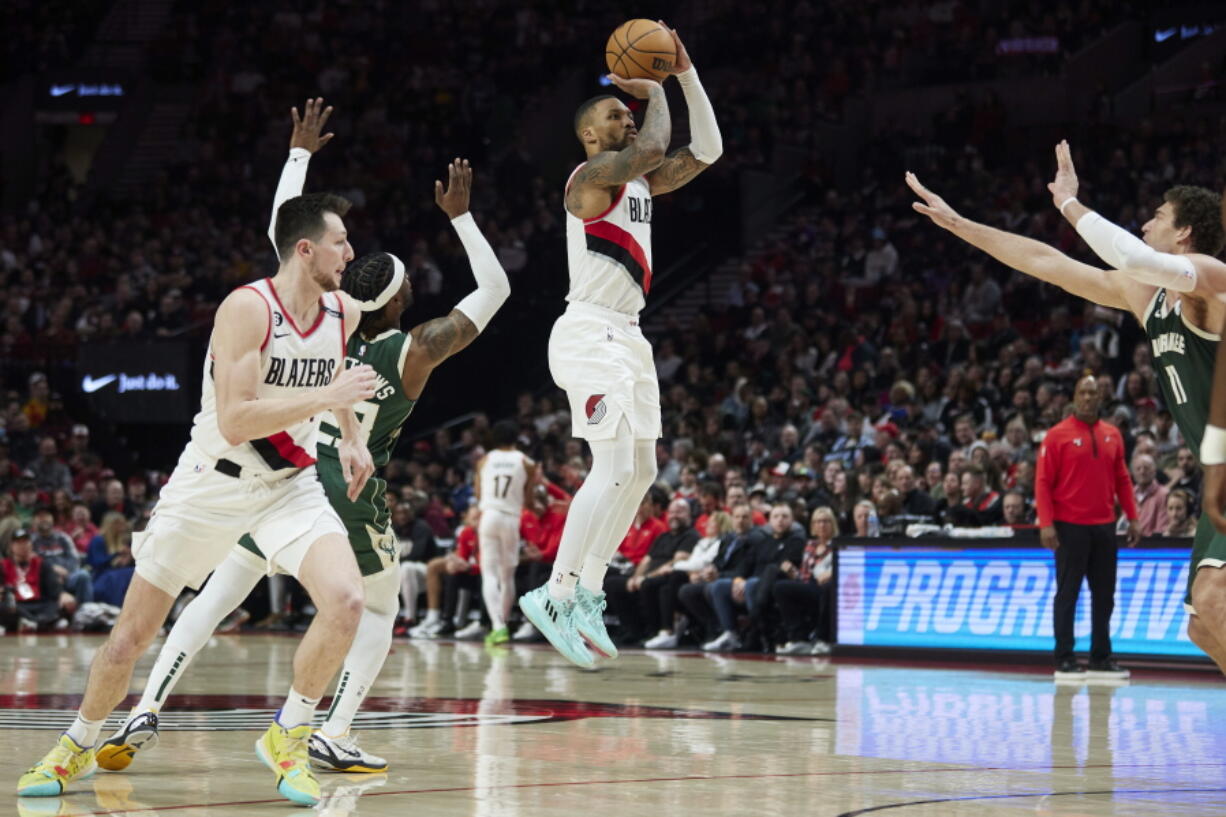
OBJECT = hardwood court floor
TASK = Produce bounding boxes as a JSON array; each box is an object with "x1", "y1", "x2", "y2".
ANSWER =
[{"x1": 1, "y1": 633, "x2": 1225, "y2": 816}]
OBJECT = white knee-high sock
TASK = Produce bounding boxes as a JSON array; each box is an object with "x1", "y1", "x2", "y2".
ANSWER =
[
  {"x1": 547, "y1": 428, "x2": 637, "y2": 601},
  {"x1": 579, "y1": 438, "x2": 658, "y2": 593},
  {"x1": 320, "y1": 605, "x2": 394, "y2": 736},
  {"x1": 136, "y1": 552, "x2": 263, "y2": 714}
]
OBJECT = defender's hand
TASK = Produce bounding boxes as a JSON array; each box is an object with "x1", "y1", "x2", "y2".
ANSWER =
[
  {"x1": 606, "y1": 74, "x2": 661, "y2": 100},
  {"x1": 657, "y1": 21, "x2": 692, "y2": 73},
  {"x1": 290, "y1": 97, "x2": 334, "y2": 153},
  {"x1": 1047, "y1": 139, "x2": 1080, "y2": 210},
  {"x1": 907, "y1": 172, "x2": 963, "y2": 231},
  {"x1": 434, "y1": 159, "x2": 472, "y2": 219},
  {"x1": 338, "y1": 438, "x2": 374, "y2": 501}
]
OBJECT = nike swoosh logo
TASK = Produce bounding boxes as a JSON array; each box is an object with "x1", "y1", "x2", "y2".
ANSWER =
[
  {"x1": 273, "y1": 332, "x2": 290, "y2": 339},
  {"x1": 50, "y1": 84, "x2": 76, "y2": 97},
  {"x1": 1154, "y1": 28, "x2": 1176, "y2": 42},
  {"x1": 81, "y1": 374, "x2": 118, "y2": 393}
]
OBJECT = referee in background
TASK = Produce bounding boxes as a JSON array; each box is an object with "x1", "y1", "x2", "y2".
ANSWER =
[{"x1": 1036, "y1": 375, "x2": 1140, "y2": 681}]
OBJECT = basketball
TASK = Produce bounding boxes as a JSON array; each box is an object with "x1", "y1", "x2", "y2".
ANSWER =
[{"x1": 605, "y1": 19, "x2": 676, "y2": 81}]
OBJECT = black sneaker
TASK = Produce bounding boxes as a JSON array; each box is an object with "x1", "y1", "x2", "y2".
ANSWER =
[
  {"x1": 96, "y1": 710, "x2": 160, "y2": 770},
  {"x1": 1086, "y1": 658, "x2": 1130, "y2": 680},
  {"x1": 1053, "y1": 658, "x2": 1086, "y2": 681}
]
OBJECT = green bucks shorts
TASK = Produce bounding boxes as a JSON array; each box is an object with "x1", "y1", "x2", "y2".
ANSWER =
[{"x1": 238, "y1": 455, "x2": 394, "y2": 577}]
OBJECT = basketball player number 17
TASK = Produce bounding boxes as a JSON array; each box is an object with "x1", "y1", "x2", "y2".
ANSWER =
[
  {"x1": 319, "y1": 401, "x2": 380, "y2": 449},
  {"x1": 1164, "y1": 365, "x2": 1188, "y2": 405}
]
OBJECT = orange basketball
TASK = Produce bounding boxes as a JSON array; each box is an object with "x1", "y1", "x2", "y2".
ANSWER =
[{"x1": 605, "y1": 19, "x2": 676, "y2": 81}]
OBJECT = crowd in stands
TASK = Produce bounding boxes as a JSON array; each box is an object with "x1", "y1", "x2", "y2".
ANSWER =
[{"x1": 3, "y1": 2, "x2": 1220, "y2": 654}]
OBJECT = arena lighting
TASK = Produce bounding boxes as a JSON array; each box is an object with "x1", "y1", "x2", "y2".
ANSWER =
[
  {"x1": 80, "y1": 373, "x2": 181, "y2": 394},
  {"x1": 47, "y1": 83, "x2": 125, "y2": 98}
]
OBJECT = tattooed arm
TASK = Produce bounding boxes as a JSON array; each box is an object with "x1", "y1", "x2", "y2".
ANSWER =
[
  {"x1": 401, "y1": 309, "x2": 479, "y2": 399},
  {"x1": 566, "y1": 81, "x2": 670, "y2": 219},
  {"x1": 398, "y1": 158, "x2": 510, "y2": 400},
  {"x1": 647, "y1": 26, "x2": 722, "y2": 196},
  {"x1": 647, "y1": 146, "x2": 713, "y2": 195}
]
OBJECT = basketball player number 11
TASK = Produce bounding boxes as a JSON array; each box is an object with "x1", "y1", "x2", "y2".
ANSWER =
[
  {"x1": 1164, "y1": 365, "x2": 1188, "y2": 405},
  {"x1": 318, "y1": 401, "x2": 380, "y2": 449}
]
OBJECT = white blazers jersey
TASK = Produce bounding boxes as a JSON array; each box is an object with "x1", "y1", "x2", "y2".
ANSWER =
[
  {"x1": 565, "y1": 163, "x2": 653, "y2": 315},
  {"x1": 189, "y1": 278, "x2": 345, "y2": 475},
  {"x1": 479, "y1": 449, "x2": 529, "y2": 516}
]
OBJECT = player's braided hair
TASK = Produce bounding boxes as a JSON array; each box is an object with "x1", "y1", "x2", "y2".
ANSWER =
[{"x1": 342, "y1": 252, "x2": 395, "y2": 333}]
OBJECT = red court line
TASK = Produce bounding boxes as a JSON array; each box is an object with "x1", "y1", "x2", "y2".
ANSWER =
[{"x1": 52, "y1": 763, "x2": 1226, "y2": 815}]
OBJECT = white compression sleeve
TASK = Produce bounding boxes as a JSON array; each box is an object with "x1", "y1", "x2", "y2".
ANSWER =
[
  {"x1": 268, "y1": 148, "x2": 313, "y2": 260},
  {"x1": 676, "y1": 67, "x2": 722, "y2": 164},
  {"x1": 136, "y1": 553, "x2": 264, "y2": 712},
  {"x1": 1075, "y1": 211, "x2": 1198, "y2": 291},
  {"x1": 579, "y1": 437, "x2": 658, "y2": 594},
  {"x1": 451, "y1": 212, "x2": 510, "y2": 331},
  {"x1": 321, "y1": 569, "x2": 398, "y2": 736}
]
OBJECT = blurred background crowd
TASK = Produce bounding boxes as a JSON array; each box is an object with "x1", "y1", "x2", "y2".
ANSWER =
[{"x1": 2, "y1": 0, "x2": 1224, "y2": 650}]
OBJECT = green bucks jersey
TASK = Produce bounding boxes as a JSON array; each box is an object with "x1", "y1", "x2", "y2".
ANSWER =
[
  {"x1": 318, "y1": 329, "x2": 417, "y2": 468},
  {"x1": 1143, "y1": 288, "x2": 1218, "y2": 452}
]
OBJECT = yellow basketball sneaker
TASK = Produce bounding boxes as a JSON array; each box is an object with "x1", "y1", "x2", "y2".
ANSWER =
[
  {"x1": 255, "y1": 721, "x2": 321, "y2": 807},
  {"x1": 16, "y1": 734, "x2": 97, "y2": 797}
]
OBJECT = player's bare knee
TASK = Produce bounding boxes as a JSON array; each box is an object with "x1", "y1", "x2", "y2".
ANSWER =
[
  {"x1": 323, "y1": 581, "x2": 365, "y2": 628},
  {"x1": 1192, "y1": 588, "x2": 1226, "y2": 625},
  {"x1": 104, "y1": 625, "x2": 153, "y2": 666},
  {"x1": 1189, "y1": 615, "x2": 1212, "y2": 646}
]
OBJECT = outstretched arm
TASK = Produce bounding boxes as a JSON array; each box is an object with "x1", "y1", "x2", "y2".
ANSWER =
[
  {"x1": 402, "y1": 159, "x2": 509, "y2": 398},
  {"x1": 269, "y1": 98, "x2": 335, "y2": 259},
  {"x1": 906, "y1": 172, "x2": 1151, "y2": 317},
  {"x1": 1050, "y1": 140, "x2": 1226, "y2": 298},
  {"x1": 647, "y1": 23, "x2": 722, "y2": 196}
]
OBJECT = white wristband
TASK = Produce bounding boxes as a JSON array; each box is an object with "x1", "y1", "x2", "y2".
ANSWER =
[
  {"x1": 1201, "y1": 425, "x2": 1226, "y2": 466},
  {"x1": 1058, "y1": 196, "x2": 1078, "y2": 216}
]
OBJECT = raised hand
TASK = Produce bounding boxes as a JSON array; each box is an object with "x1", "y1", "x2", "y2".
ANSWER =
[
  {"x1": 657, "y1": 20, "x2": 692, "y2": 73},
  {"x1": 1047, "y1": 139, "x2": 1079, "y2": 209},
  {"x1": 290, "y1": 97, "x2": 334, "y2": 153},
  {"x1": 606, "y1": 73, "x2": 661, "y2": 100},
  {"x1": 434, "y1": 158, "x2": 472, "y2": 219},
  {"x1": 906, "y1": 171, "x2": 963, "y2": 231}
]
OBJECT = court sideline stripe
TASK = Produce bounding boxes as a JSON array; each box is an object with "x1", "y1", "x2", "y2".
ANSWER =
[
  {"x1": 53, "y1": 764, "x2": 1226, "y2": 815},
  {"x1": 835, "y1": 787, "x2": 1226, "y2": 816}
]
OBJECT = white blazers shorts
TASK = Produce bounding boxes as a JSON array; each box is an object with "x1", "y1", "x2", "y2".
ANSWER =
[
  {"x1": 548, "y1": 301, "x2": 661, "y2": 441},
  {"x1": 132, "y1": 443, "x2": 347, "y2": 596}
]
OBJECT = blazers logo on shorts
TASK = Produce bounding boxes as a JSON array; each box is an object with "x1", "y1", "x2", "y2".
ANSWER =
[{"x1": 585, "y1": 394, "x2": 607, "y2": 425}]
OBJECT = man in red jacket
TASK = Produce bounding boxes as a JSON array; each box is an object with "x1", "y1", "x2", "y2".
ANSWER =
[{"x1": 1037, "y1": 375, "x2": 1141, "y2": 682}]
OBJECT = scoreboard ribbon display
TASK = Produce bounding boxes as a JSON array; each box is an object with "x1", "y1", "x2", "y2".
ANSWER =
[{"x1": 837, "y1": 543, "x2": 1198, "y2": 657}]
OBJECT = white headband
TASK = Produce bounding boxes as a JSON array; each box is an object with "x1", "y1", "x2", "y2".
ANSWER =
[{"x1": 358, "y1": 253, "x2": 405, "y2": 312}]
